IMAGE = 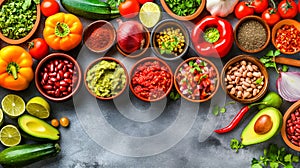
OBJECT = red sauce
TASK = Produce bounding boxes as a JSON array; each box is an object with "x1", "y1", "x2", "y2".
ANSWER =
[
  {"x1": 275, "y1": 25, "x2": 300, "y2": 53},
  {"x1": 131, "y1": 61, "x2": 172, "y2": 100},
  {"x1": 85, "y1": 26, "x2": 113, "y2": 51}
]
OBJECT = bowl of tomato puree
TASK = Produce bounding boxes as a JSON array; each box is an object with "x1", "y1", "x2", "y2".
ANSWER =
[
  {"x1": 83, "y1": 20, "x2": 116, "y2": 53},
  {"x1": 130, "y1": 57, "x2": 173, "y2": 102},
  {"x1": 272, "y1": 19, "x2": 300, "y2": 55},
  {"x1": 174, "y1": 57, "x2": 219, "y2": 103}
]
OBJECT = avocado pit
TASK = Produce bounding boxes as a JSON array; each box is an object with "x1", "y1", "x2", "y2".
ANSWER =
[{"x1": 254, "y1": 114, "x2": 273, "y2": 134}]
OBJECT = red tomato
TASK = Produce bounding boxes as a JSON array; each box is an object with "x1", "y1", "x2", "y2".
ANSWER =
[
  {"x1": 28, "y1": 38, "x2": 49, "y2": 60},
  {"x1": 137, "y1": 0, "x2": 153, "y2": 4},
  {"x1": 251, "y1": 0, "x2": 269, "y2": 13},
  {"x1": 278, "y1": 0, "x2": 298, "y2": 19},
  {"x1": 261, "y1": 8, "x2": 281, "y2": 27},
  {"x1": 119, "y1": 0, "x2": 140, "y2": 18},
  {"x1": 234, "y1": 1, "x2": 255, "y2": 19},
  {"x1": 41, "y1": 0, "x2": 60, "y2": 17}
]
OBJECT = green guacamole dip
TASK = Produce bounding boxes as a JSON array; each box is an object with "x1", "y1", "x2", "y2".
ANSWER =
[{"x1": 86, "y1": 60, "x2": 126, "y2": 97}]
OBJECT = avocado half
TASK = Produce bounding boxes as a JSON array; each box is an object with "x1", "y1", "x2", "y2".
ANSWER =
[
  {"x1": 241, "y1": 107, "x2": 282, "y2": 146},
  {"x1": 18, "y1": 114, "x2": 60, "y2": 141}
]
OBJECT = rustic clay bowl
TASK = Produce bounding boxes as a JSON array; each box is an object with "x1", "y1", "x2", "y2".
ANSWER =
[
  {"x1": 84, "y1": 57, "x2": 129, "y2": 100},
  {"x1": 234, "y1": 15, "x2": 270, "y2": 53},
  {"x1": 160, "y1": 0, "x2": 206, "y2": 21},
  {"x1": 272, "y1": 19, "x2": 300, "y2": 55},
  {"x1": 35, "y1": 53, "x2": 82, "y2": 102},
  {"x1": 221, "y1": 55, "x2": 269, "y2": 104},
  {"x1": 116, "y1": 26, "x2": 150, "y2": 58},
  {"x1": 0, "y1": 0, "x2": 40, "y2": 44},
  {"x1": 150, "y1": 19, "x2": 190, "y2": 61},
  {"x1": 174, "y1": 57, "x2": 220, "y2": 103},
  {"x1": 83, "y1": 20, "x2": 116, "y2": 53},
  {"x1": 281, "y1": 100, "x2": 300, "y2": 152},
  {"x1": 129, "y1": 57, "x2": 173, "y2": 102}
]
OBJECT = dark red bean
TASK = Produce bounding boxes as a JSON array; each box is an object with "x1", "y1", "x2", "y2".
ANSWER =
[
  {"x1": 57, "y1": 62, "x2": 64, "y2": 70},
  {"x1": 55, "y1": 89, "x2": 61, "y2": 97},
  {"x1": 296, "y1": 128, "x2": 300, "y2": 133},
  {"x1": 59, "y1": 86, "x2": 67, "y2": 92},
  {"x1": 291, "y1": 140, "x2": 298, "y2": 145},
  {"x1": 296, "y1": 124, "x2": 300, "y2": 129},
  {"x1": 43, "y1": 73, "x2": 48, "y2": 81},
  {"x1": 64, "y1": 72, "x2": 70, "y2": 78},
  {"x1": 44, "y1": 67, "x2": 48, "y2": 72},
  {"x1": 50, "y1": 63, "x2": 54, "y2": 72},
  {"x1": 68, "y1": 86, "x2": 72, "y2": 92},
  {"x1": 67, "y1": 64, "x2": 73, "y2": 68},
  {"x1": 290, "y1": 127, "x2": 295, "y2": 134},
  {"x1": 60, "y1": 81, "x2": 68, "y2": 86},
  {"x1": 43, "y1": 85, "x2": 53, "y2": 90},
  {"x1": 50, "y1": 78, "x2": 57, "y2": 82},
  {"x1": 57, "y1": 73, "x2": 61, "y2": 80},
  {"x1": 295, "y1": 111, "x2": 300, "y2": 117},
  {"x1": 292, "y1": 136, "x2": 298, "y2": 141},
  {"x1": 62, "y1": 92, "x2": 69, "y2": 95},
  {"x1": 68, "y1": 68, "x2": 74, "y2": 73},
  {"x1": 49, "y1": 72, "x2": 56, "y2": 77},
  {"x1": 288, "y1": 119, "x2": 292, "y2": 123},
  {"x1": 54, "y1": 60, "x2": 59, "y2": 66},
  {"x1": 64, "y1": 78, "x2": 72, "y2": 84},
  {"x1": 292, "y1": 114, "x2": 296, "y2": 121},
  {"x1": 63, "y1": 66, "x2": 67, "y2": 72}
]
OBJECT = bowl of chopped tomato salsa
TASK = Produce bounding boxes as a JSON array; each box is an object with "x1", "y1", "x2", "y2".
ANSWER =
[
  {"x1": 130, "y1": 57, "x2": 173, "y2": 102},
  {"x1": 174, "y1": 57, "x2": 219, "y2": 103},
  {"x1": 272, "y1": 19, "x2": 300, "y2": 55}
]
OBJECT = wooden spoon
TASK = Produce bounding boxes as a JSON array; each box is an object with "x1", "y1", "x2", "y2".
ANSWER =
[{"x1": 274, "y1": 57, "x2": 300, "y2": 68}]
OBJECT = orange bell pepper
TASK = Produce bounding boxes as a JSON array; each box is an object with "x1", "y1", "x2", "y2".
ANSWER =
[
  {"x1": 0, "y1": 46, "x2": 34, "y2": 91},
  {"x1": 43, "y1": 12, "x2": 83, "y2": 51}
]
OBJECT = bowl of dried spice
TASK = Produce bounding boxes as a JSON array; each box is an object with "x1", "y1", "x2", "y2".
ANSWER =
[
  {"x1": 234, "y1": 15, "x2": 270, "y2": 54},
  {"x1": 83, "y1": 20, "x2": 116, "y2": 53},
  {"x1": 272, "y1": 19, "x2": 300, "y2": 55}
]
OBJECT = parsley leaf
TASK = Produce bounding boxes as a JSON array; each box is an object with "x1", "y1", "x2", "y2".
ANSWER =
[{"x1": 230, "y1": 138, "x2": 244, "y2": 153}]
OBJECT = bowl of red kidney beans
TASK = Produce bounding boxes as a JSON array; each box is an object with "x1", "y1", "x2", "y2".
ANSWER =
[
  {"x1": 281, "y1": 100, "x2": 300, "y2": 152},
  {"x1": 129, "y1": 57, "x2": 173, "y2": 102},
  {"x1": 35, "y1": 53, "x2": 82, "y2": 101},
  {"x1": 174, "y1": 57, "x2": 219, "y2": 103}
]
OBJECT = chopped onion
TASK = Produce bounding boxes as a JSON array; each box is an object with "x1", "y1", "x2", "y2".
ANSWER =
[{"x1": 276, "y1": 72, "x2": 300, "y2": 102}]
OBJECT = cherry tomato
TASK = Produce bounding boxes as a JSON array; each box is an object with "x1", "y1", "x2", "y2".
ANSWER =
[
  {"x1": 234, "y1": 1, "x2": 255, "y2": 19},
  {"x1": 28, "y1": 38, "x2": 49, "y2": 60},
  {"x1": 137, "y1": 0, "x2": 153, "y2": 4},
  {"x1": 41, "y1": 0, "x2": 60, "y2": 17},
  {"x1": 278, "y1": 0, "x2": 298, "y2": 19},
  {"x1": 119, "y1": 0, "x2": 140, "y2": 18},
  {"x1": 261, "y1": 8, "x2": 281, "y2": 27},
  {"x1": 60, "y1": 117, "x2": 70, "y2": 127},
  {"x1": 251, "y1": 0, "x2": 269, "y2": 14}
]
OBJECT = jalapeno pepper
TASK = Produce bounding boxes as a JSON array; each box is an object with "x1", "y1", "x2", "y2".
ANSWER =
[{"x1": 191, "y1": 16, "x2": 234, "y2": 58}]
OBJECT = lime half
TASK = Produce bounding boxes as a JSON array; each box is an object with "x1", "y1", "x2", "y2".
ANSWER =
[
  {"x1": 0, "y1": 108, "x2": 3, "y2": 127},
  {"x1": 0, "y1": 125, "x2": 21, "y2": 147},
  {"x1": 26, "y1": 96, "x2": 51, "y2": 119},
  {"x1": 139, "y1": 2, "x2": 161, "y2": 28},
  {"x1": 1, "y1": 94, "x2": 25, "y2": 118}
]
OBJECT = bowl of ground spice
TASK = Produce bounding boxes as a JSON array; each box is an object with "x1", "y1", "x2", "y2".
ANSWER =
[
  {"x1": 272, "y1": 19, "x2": 300, "y2": 55},
  {"x1": 83, "y1": 20, "x2": 116, "y2": 53},
  {"x1": 234, "y1": 15, "x2": 270, "y2": 54}
]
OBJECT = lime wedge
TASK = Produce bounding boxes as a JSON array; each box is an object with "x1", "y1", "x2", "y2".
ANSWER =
[
  {"x1": 0, "y1": 108, "x2": 3, "y2": 127},
  {"x1": 1, "y1": 94, "x2": 25, "y2": 119},
  {"x1": 0, "y1": 125, "x2": 21, "y2": 147},
  {"x1": 26, "y1": 96, "x2": 51, "y2": 119},
  {"x1": 139, "y1": 2, "x2": 161, "y2": 28}
]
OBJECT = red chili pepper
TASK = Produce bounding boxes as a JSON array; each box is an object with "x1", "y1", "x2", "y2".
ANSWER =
[
  {"x1": 214, "y1": 105, "x2": 250, "y2": 134},
  {"x1": 191, "y1": 16, "x2": 234, "y2": 58}
]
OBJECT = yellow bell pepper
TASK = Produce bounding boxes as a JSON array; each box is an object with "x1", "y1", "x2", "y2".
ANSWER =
[
  {"x1": 43, "y1": 12, "x2": 83, "y2": 51},
  {"x1": 0, "y1": 46, "x2": 34, "y2": 91}
]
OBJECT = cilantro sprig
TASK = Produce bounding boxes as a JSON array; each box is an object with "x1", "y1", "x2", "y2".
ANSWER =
[
  {"x1": 212, "y1": 101, "x2": 236, "y2": 116},
  {"x1": 259, "y1": 50, "x2": 288, "y2": 73},
  {"x1": 230, "y1": 138, "x2": 244, "y2": 153},
  {"x1": 251, "y1": 144, "x2": 299, "y2": 168}
]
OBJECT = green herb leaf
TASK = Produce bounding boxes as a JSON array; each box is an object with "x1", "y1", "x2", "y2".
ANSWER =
[
  {"x1": 255, "y1": 78, "x2": 263, "y2": 85},
  {"x1": 284, "y1": 154, "x2": 292, "y2": 163},
  {"x1": 260, "y1": 57, "x2": 272, "y2": 64},
  {"x1": 220, "y1": 107, "x2": 226, "y2": 113},
  {"x1": 292, "y1": 155, "x2": 299, "y2": 163},
  {"x1": 22, "y1": 0, "x2": 32, "y2": 10},
  {"x1": 189, "y1": 61, "x2": 194, "y2": 67},
  {"x1": 251, "y1": 163, "x2": 263, "y2": 168},
  {"x1": 33, "y1": 0, "x2": 40, "y2": 4},
  {"x1": 274, "y1": 49, "x2": 281, "y2": 56},
  {"x1": 265, "y1": 62, "x2": 276, "y2": 68},
  {"x1": 212, "y1": 105, "x2": 219, "y2": 116},
  {"x1": 282, "y1": 65, "x2": 289, "y2": 72},
  {"x1": 230, "y1": 138, "x2": 244, "y2": 153},
  {"x1": 269, "y1": 162, "x2": 279, "y2": 168},
  {"x1": 266, "y1": 50, "x2": 274, "y2": 57}
]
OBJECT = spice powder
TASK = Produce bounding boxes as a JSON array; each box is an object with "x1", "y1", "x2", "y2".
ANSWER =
[
  {"x1": 237, "y1": 20, "x2": 267, "y2": 51},
  {"x1": 85, "y1": 25, "x2": 113, "y2": 51}
]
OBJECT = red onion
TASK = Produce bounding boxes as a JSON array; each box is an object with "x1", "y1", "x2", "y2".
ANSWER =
[
  {"x1": 117, "y1": 20, "x2": 145, "y2": 53},
  {"x1": 276, "y1": 71, "x2": 300, "y2": 102}
]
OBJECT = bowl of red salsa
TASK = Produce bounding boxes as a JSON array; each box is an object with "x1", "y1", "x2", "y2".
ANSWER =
[
  {"x1": 83, "y1": 20, "x2": 116, "y2": 53},
  {"x1": 129, "y1": 57, "x2": 173, "y2": 102},
  {"x1": 174, "y1": 57, "x2": 219, "y2": 103}
]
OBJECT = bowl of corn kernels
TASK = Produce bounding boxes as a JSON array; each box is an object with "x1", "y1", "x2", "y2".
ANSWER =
[{"x1": 150, "y1": 19, "x2": 190, "y2": 61}]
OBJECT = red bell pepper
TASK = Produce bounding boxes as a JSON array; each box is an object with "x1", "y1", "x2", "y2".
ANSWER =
[{"x1": 191, "y1": 16, "x2": 234, "y2": 58}]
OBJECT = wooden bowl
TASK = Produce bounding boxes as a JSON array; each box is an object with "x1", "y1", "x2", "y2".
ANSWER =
[
  {"x1": 272, "y1": 19, "x2": 300, "y2": 55},
  {"x1": 129, "y1": 57, "x2": 173, "y2": 102},
  {"x1": 174, "y1": 57, "x2": 220, "y2": 103},
  {"x1": 234, "y1": 15, "x2": 270, "y2": 53},
  {"x1": 84, "y1": 57, "x2": 129, "y2": 100},
  {"x1": 160, "y1": 0, "x2": 206, "y2": 21},
  {"x1": 281, "y1": 100, "x2": 300, "y2": 151},
  {"x1": 0, "y1": 0, "x2": 40, "y2": 44},
  {"x1": 150, "y1": 19, "x2": 189, "y2": 61},
  {"x1": 221, "y1": 55, "x2": 269, "y2": 104},
  {"x1": 83, "y1": 20, "x2": 116, "y2": 53},
  {"x1": 116, "y1": 26, "x2": 150, "y2": 58},
  {"x1": 35, "y1": 53, "x2": 82, "y2": 102}
]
